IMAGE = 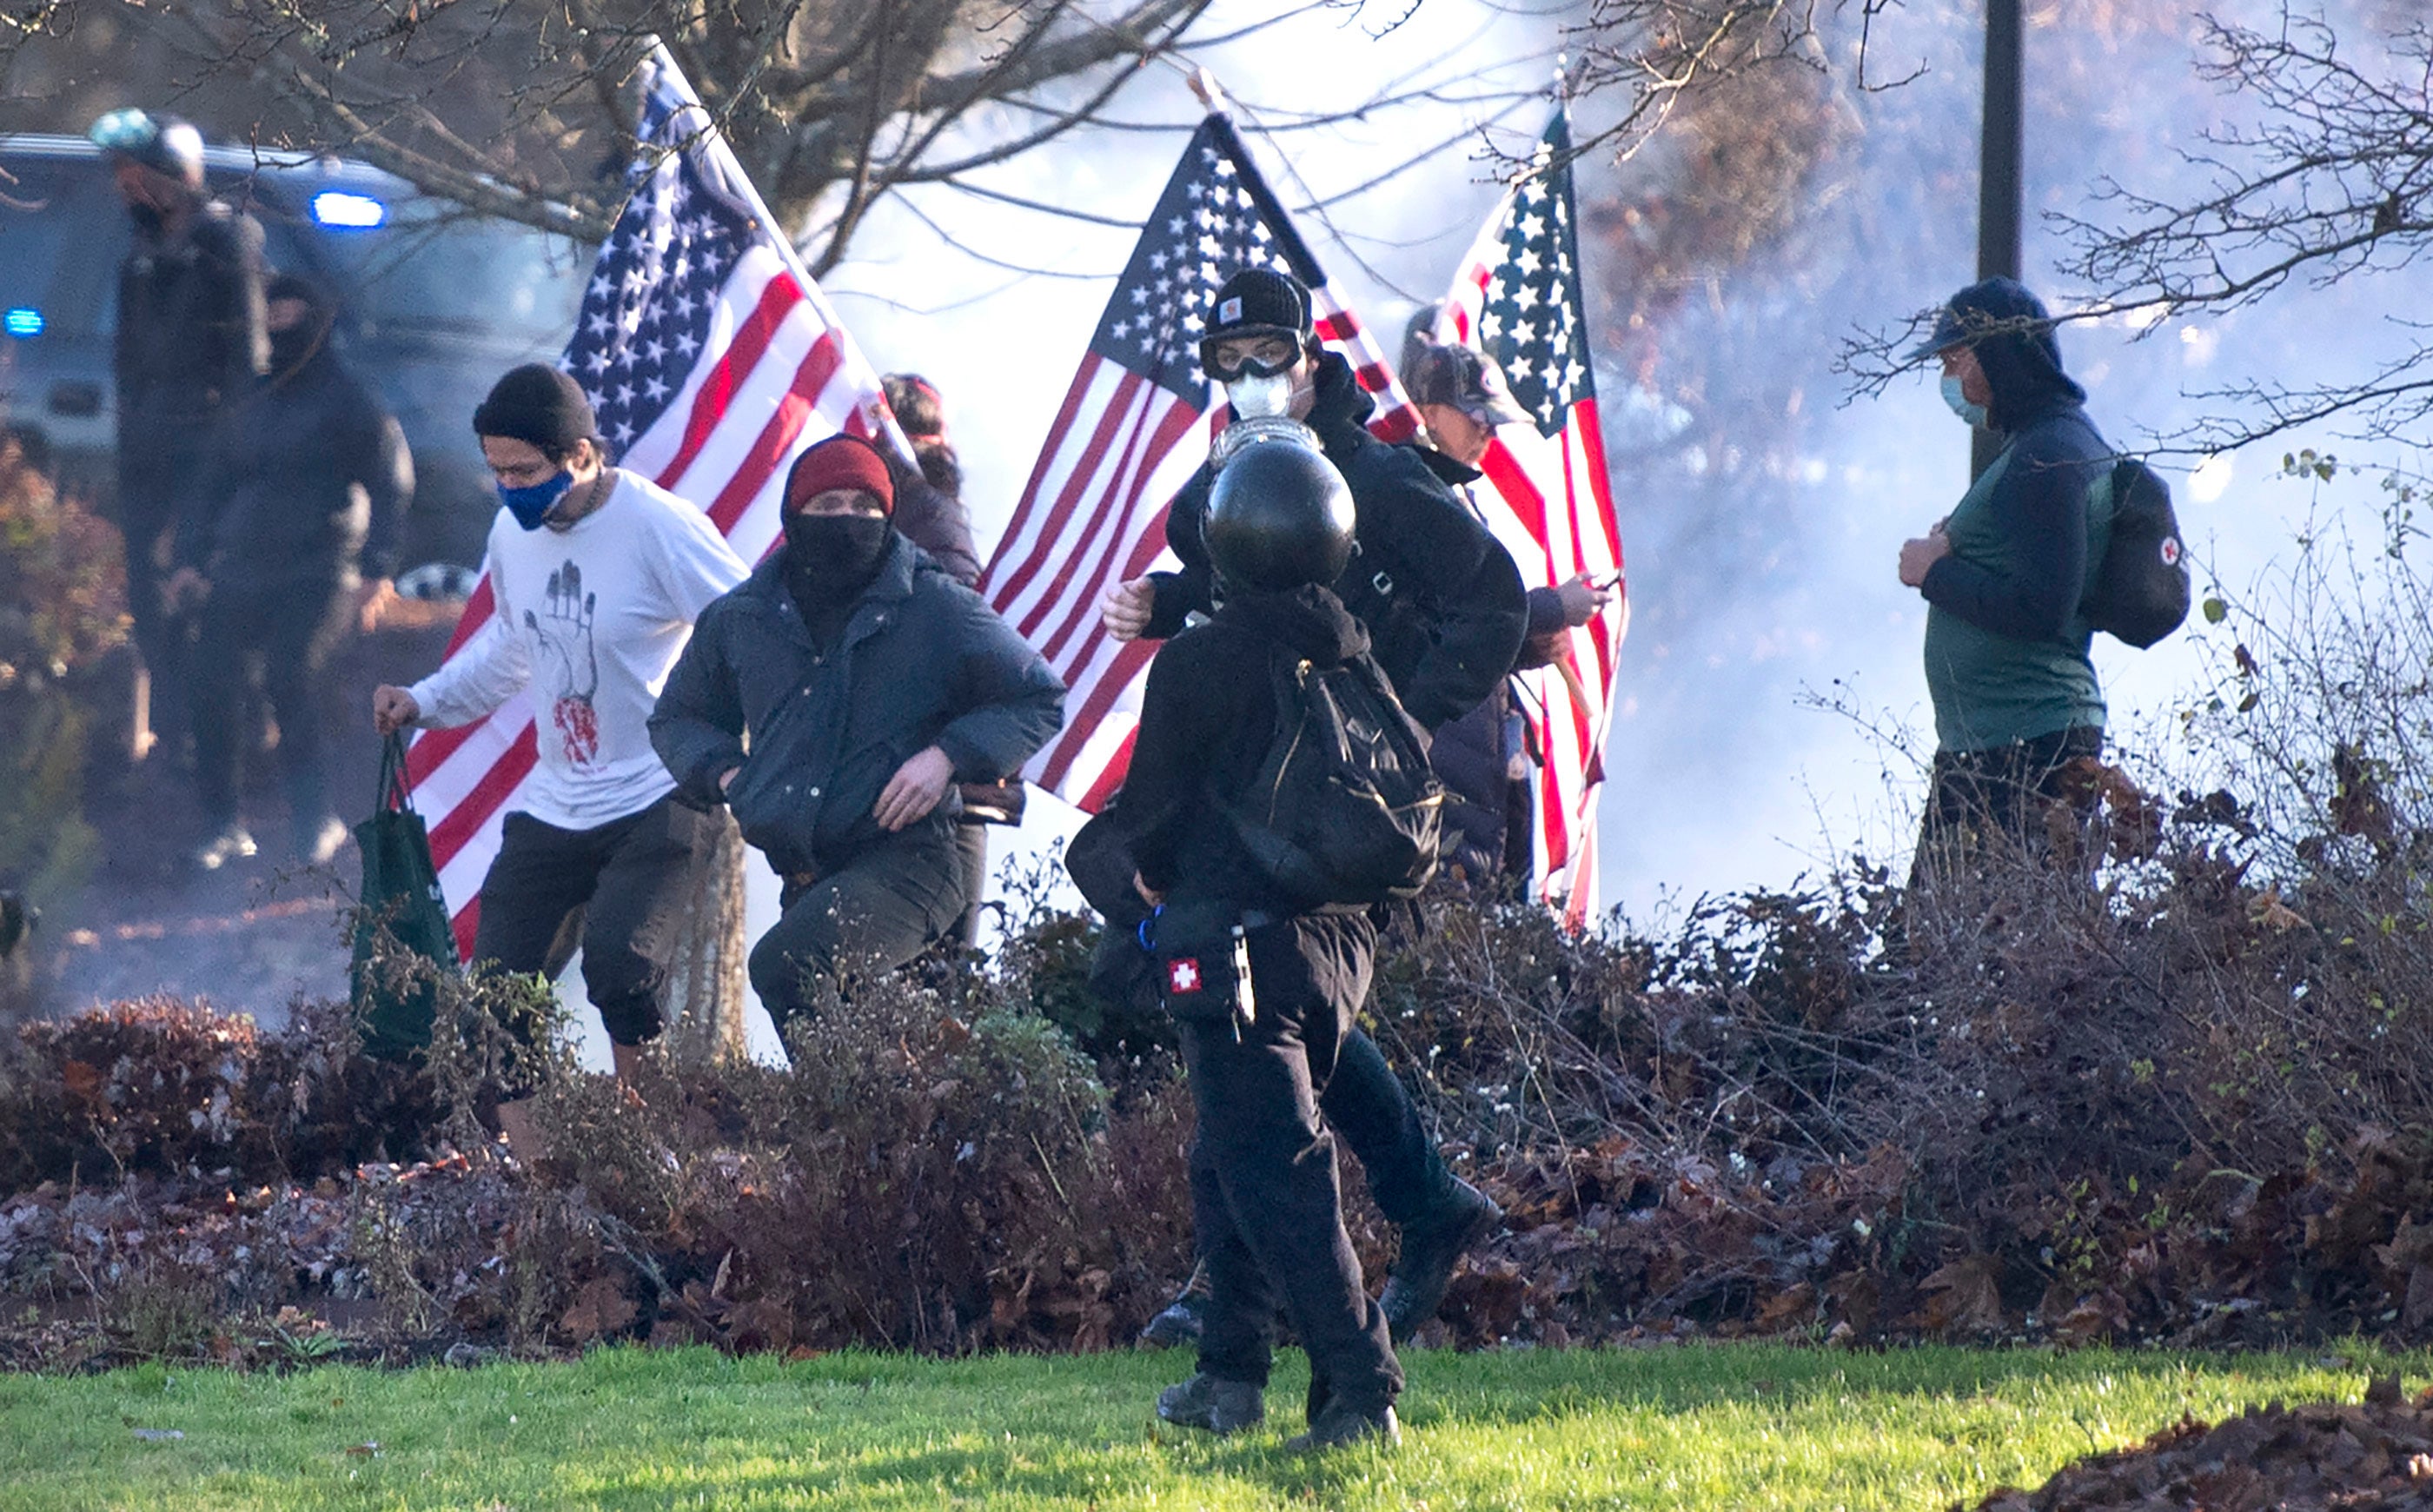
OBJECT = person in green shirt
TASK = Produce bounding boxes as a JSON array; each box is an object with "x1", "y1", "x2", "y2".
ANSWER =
[{"x1": 1896, "y1": 278, "x2": 2114, "y2": 890}]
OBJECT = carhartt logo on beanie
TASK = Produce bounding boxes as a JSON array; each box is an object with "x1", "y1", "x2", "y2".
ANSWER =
[
  {"x1": 784, "y1": 434, "x2": 896, "y2": 516},
  {"x1": 1204, "y1": 269, "x2": 1309, "y2": 343},
  {"x1": 474, "y1": 366, "x2": 598, "y2": 454}
]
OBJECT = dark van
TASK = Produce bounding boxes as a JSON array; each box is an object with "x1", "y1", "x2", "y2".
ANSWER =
[{"x1": 0, "y1": 135, "x2": 587, "y2": 577}]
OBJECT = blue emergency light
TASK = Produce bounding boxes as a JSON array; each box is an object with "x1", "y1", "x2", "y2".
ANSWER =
[
  {"x1": 3, "y1": 308, "x2": 42, "y2": 337},
  {"x1": 309, "y1": 190, "x2": 387, "y2": 229}
]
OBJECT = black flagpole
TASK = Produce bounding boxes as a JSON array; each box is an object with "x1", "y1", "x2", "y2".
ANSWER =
[{"x1": 1973, "y1": 0, "x2": 2024, "y2": 479}]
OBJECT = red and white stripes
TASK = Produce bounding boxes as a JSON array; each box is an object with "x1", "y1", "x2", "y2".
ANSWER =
[{"x1": 1442, "y1": 232, "x2": 1628, "y2": 927}]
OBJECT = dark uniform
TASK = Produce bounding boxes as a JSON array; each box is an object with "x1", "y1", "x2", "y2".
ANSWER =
[
  {"x1": 116, "y1": 196, "x2": 268, "y2": 726},
  {"x1": 180, "y1": 288, "x2": 411, "y2": 852},
  {"x1": 1122, "y1": 581, "x2": 1402, "y2": 1437},
  {"x1": 1139, "y1": 347, "x2": 1520, "y2": 1326}
]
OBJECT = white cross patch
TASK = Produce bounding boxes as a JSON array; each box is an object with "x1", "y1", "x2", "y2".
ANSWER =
[{"x1": 1168, "y1": 958, "x2": 1203, "y2": 994}]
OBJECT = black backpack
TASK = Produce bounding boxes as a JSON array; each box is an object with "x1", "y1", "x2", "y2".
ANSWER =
[
  {"x1": 2084, "y1": 458, "x2": 2191, "y2": 649},
  {"x1": 1225, "y1": 648, "x2": 1445, "y2": 907}
]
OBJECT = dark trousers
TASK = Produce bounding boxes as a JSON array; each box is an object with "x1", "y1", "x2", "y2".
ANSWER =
[
  {"x1": 750, "y1": 820, "x2": 967, "y2": 1031},
  {"x1": 117, "y1": 441, "x2": 207, "y2": 735},
  {"x1": 951, "y1": 823, "x2": 988, "y2": 948},
  {"x1": 1183, "y1": 912, "x2": 1401, "y2": 1416},
  {"x1": 1322, "y1": 1028, "x2": 1456, "y2": 1225},
  {"x1": 472, "y1": 793, "x2": 720, "y2": 1045},
  {"x1": 189, "y1": 576, "x2": 351, "y2": 837},
  {"x1": 1181, "y1": 1018, "x2": 1457, "y2": 1277},
  {"x1": 1909, "y1": 725, "x2": 2105, "y2": 894}
]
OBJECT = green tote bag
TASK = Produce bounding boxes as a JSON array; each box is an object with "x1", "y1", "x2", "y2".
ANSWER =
[{"x1": 349, "y1": 733, "x2": 460, "y2": 1059}]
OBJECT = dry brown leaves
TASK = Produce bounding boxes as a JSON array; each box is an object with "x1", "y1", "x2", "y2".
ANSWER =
[{"x1": 1968, "y1": 1383, "x2": 2433, "y2": 1512}]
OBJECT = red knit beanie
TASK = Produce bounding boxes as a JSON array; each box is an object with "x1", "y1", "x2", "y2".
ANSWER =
[{"x1": 784, "y1": 434, "x2": 895, "y2": 516}]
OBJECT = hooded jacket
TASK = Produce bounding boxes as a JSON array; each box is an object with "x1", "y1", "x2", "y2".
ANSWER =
[
  {"x1": 1119, "y1": 582, "x2": 1375, "y2": 912},
  {"x1": 1919, "y1": 279, "x2": 2114, "y2": 751},
  {"x1": 179, "y1": 322, "x2": 413, "y2": 590},
  {"x1": 649, "y1": 532, "x2": 1065, "y2": 877},
  {"x1": 1143, "y1": 351, "x2": 1528, "y2": 731}
]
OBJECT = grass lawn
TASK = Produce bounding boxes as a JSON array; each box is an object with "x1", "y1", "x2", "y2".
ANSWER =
[{"x1": 1, "y1": 1341, "x2": 2420, "y2": 1509}]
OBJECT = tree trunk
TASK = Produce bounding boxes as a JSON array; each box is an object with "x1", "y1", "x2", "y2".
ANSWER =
[{"x1": 660, "y1": 808, "x2": 747, "y2": 1064}]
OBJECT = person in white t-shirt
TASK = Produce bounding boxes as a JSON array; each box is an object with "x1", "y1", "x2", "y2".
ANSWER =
[{"x1": 372, "y1": 367, "x2": 747, "y2": 1143}]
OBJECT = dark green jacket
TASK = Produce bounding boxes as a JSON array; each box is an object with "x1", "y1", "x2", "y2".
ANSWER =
[
  {"x1": 649, "y1": 534, "x2": 1065, "y2": 875},
  {"x1": 1921, "y1": 410, "x2": 2113, "y2": 751}
]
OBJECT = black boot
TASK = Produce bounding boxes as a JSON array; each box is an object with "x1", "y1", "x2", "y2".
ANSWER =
[
  {"x1": 1287, "y1": 1399, "x2": 1399, "y2": 1452},
  {"x1": 1155, "y1": 1373, "x2": 1264, "y2": 1436},
  {"x1": 1137, "y1": 1259, "x2": 1213, "y2": 1348},
  {"x1": 1378, "y1": 1177, "x2": 1502, "y2": 1342}
]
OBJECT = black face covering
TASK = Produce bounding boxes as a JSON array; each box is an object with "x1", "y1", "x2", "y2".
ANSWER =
[
  {"x1": 781, "y1": 513, "x2": 892, "y2": 614},
  {"x1": 269, "y1": 325, "x2": 325, "y2": 377},
  {"x1": 128, "y1": 202, "x2": 167, "y2": 235}
]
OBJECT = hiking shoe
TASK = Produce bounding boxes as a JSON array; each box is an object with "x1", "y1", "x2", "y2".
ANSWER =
[
  {"x1": 1155, "y1": 1373, "x2": 1264, "y2": 1436},
  {"x1": 193, "y1": 824, "x2": 258, "y2": 872},
  {"x1": 1287, "y1": 1401, "x2": 1399, "y2": 1453},
  {"x1": 1380, "y1": 1177, "x2": 1502, "y2": 1342},
  {"x1": 1137, "y1": 1263, "x2": 1212, "y2": 1349}
]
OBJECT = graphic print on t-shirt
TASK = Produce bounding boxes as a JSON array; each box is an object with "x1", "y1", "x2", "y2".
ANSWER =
[{"x1": 525, "y1": 560, "x2": 601, "y2": 766}]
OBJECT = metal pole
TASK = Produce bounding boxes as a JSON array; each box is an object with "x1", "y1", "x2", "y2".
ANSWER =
[{"x1": 1973, "y1": 0, "x2": 2024, "y2": 477}]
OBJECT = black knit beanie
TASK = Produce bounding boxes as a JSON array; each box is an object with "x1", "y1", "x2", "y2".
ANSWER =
[
  {"x1": 1204, "y1": 268, "x2": 1310, "y2": 344},
  {"x1": 473, "y1": 365, "x2": 597, "y2": 455}
]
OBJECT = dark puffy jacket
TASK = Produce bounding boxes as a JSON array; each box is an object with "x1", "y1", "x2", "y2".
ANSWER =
[
  {"x1": 649, "y1": 533, "x2": 1065, "y2": 876},
  {"x1": 180, "y1": 342, "x2": 414, "y2": 589},
  {"x1": 115, "y1": 201, "x2": 268, "y2": 437},
  {"x1": 1143, "y1": 352, "x2": 1528, "y2": 731}
]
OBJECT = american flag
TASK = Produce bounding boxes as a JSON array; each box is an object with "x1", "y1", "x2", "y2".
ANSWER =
[
  {"x1": 405, "y1": 44, "x2": 897, "y2": 956},
  {"x1": 1436, "y1": 107, "x2": 1626, "y2": 928},
  {"x1": 981, "y1": 112, "x2": 1418, "y2": 812}
]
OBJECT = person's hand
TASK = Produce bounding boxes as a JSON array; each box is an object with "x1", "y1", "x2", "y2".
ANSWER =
[
  {"x1": 719, "y1": 766, "x2": 739, "y2": 795},
  {"x1": 372, "y1": 684, "x2": 421, "y2": 735},
  {"x1": 1899, "y1": 525, "x2": 1952, "y2": 588},
  {"x1": 356, "y1": 577, "x2": 400, "y2": 633},
  {"x1": 1553, "y1": 571, "x2": 1614, "y2": 628},
  {"x1": 1099, "y1": 577, "x2": 1156, "y2": 641},
  {"x1": 1133, "y1": 871, "x2": 1164, "y2": 908},
  {"x1": 162, "y1": 565, "x2": 208, "y2": 613},
  {"x1": 873, "y1": 745, "x2": 954, "y2": 832}
]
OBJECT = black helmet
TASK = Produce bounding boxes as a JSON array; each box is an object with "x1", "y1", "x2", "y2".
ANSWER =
[{"x1": 1204, "y1": 430, "x2": 1356, "y2": 594}]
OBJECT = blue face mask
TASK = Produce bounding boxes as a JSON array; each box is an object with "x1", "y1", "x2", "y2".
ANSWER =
[
  {"x1": 497, "y1": 468, "x2": 575, "y2": 531},
  {"x1": 1940, "y1": 374, "x2": 1990, "y2": 429}
]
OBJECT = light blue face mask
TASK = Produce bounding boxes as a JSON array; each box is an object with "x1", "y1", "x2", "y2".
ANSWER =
[
  {"x1": 1940, "y1": 374, "x2": 1990, "y2": 429},
  {"x1": 497, "y1": 469, "x2": 575, "y2": 530}
]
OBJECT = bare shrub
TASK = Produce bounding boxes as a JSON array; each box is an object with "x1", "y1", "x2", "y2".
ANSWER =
[{"x1": 518, "y1": 959, "x2": 1191, "y2": 1354}]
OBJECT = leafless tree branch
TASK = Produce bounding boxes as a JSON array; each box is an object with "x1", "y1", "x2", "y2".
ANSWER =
[{"x1": 1840, "y1": 7, "x2": 2433, "y2": 454}]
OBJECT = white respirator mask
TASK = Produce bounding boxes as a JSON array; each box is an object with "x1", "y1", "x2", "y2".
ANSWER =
[{"x1": 1226, "y1": 371, "x2": 1298, "y2": 420}]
